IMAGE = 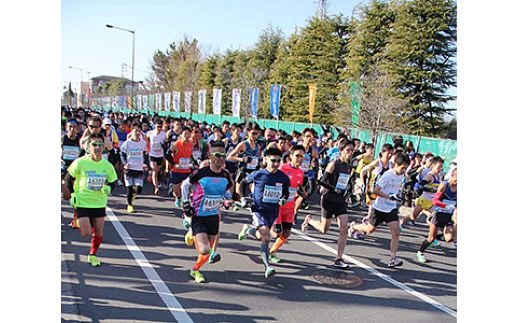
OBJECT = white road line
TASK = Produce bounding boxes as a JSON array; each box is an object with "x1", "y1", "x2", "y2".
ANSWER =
[
  {"x1": 106, "y1": 207, "x2": 194, "y2": 323},
  {"x1": 292, "y1": 228, "x2": 457, "y2": 319}
]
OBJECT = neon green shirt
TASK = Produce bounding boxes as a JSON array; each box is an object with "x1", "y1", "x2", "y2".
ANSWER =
[{"x1": 67, "y1": 155, "x2": 117, "y2": 208}]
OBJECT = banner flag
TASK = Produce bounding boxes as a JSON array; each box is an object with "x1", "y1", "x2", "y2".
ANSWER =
[
  {"x1": 308, "y1": 83, "x2": 317, "y2": 123},
  {"x1": 269, "y1": 84, "x2": 281, "y2": 118},
  {"x1": 232, "y1": 88, "x2": 241, "y2": 118},
  {"x1": 173, "y1": 91, "x2": 181, "y2": 113},
  {"x1": 184, "y1": 91, "x2": 192, "y2": 114},
  {"x1": 148, "y1": 94, "x2": 155, "y2": 112},
  {"x1": 142, "y1": 95, "x2": 148, "y2": 110},
  {"x1": 164, "y1": 92, "x2": 171, "y2": 112},
  {"x1": 198, "y1": 90, "x2": 206, "y2": 114},
  {"x1": 136, "y1": 95, "x2": 142, "y2": 110},
  {"x1": 212, "y1": 88, "x2": 222, "y2": 115},
  {"x1": 350, "y1": 82, "x2": 362, "y2": 127},
  {"x1": 155, "y1": 93, "x2": 162, "y2": 111},
  {"x1": 249, "y1": 87, "x2": 259, "y2": 118}
]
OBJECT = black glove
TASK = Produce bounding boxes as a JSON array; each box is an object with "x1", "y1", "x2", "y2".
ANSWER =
[
  {"x1": 183, "y1": 201, "x2": 194, "y2": 217},
  {"x1": 389, "y1": 194, "x2": 402, "y2": 202}
]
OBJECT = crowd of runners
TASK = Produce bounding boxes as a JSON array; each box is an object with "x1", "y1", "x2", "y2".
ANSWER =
[{"x1": 61, "y1": 106, "x2": 457, "y2": 283}]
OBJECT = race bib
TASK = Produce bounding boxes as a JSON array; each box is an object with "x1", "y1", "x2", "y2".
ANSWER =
[
  {"x1": 262, "y1": 185, "x2": 282, "y2": 204},
  {"x1": 336, "y1": 173, "x2": 350, "y2": 191},
  {"x1": 288, "y1": 187, "x2": 297, "y2": 201},
  {"x1": 193, "y1": 149, "x2": 202, "y2": 160},
  {"x1": 62, "y1": 146, "x2": 80, "y2": 160},
  {"x1": 202, "y1": 195, "x2": 224, "y2": 212},
  {"x1": 129, "y1": 150, "x2": 142, "y2": 159},
  {"x1": 380, "y1": 198, "x2": 397, "y2": 209},
  {"x1": 246, "y1": 157, "x2": 259, "y2": 170},
  {"x1": 152, "y1": 142, "x2": 162, "y2": 153},
  {"x1": 437, "y1": 199, "x2": 456, "y2": 213},
  {"x1": 178, "y1": 157, "x2": 191, "y2": 169},
  {"x1": 301, "y1": 155, "x2": 311, "y2": 172},
  {"x1": 87, "y1": 174, "x2": 106, "y2": 191}
]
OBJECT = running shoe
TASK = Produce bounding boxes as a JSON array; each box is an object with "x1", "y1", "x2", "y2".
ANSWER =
[
  {"x1": 333, "y1": 258, "x2": 350, "y2": 269},
  {"x1": 190, "y1": 269, "x2": 205, "y2": 283},
  {"x1": 87, "y1": 254, "x2": 101, "y2": 267},
  {"x1": 68, "y1": 218, "x2": 80, "y2": 229},
  {"x1": 348, "y1": 221, "x2": 357, "y2": 238},
  {"x1": 182, "y1": 216, "x2": 191, "y2": 229},
  {"x1": 387, "y1": 257, "x2": 404, "y2": 268},
  {"x1": 209, "y1": 252, "x2": 221, "y2": 264},
  {"x1": 430, "y1": 239, "x2": 441, "y2": 247},
  {"x1": 264, "y1": 267, "x2": 276, "y2": 279},
  {"x1": 269, "y1": 253, "x2": 281, "y2": 264},
  {"x1": 361, "y1": 215, "x2": 370, "y2": 225},
  {"x1": 416, "y1": 251, "x2": 427, "y2": 263},
  {"x1": 301, "y1": 215, "x2": 312, "y2": 232},
  {"x1": 184, "y1": 230, "x2": 194, "y2": 246},
  {"x1": 175, "y1": 198, "x2": 181, "y2": 208},
  {"x1": 127, "y1": 205, "x2": 135, "y2": 213},
  {"x1": 238, "y1": 224, "x2": 250, "y2": 240},
  {"x1": 302, "y1": 200, "x2": 310, "y2": 210},
  {"x1": 154, "y1": 188, "x2": 161, "y2": 196}
]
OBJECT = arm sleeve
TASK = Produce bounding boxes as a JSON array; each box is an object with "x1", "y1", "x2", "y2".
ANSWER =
[
  {"x1": 432, "y1": 191, "x2": 446, "y2": 208},
  {"x1": 181, "y1": 177, "x2": 193, "y2": 203}
]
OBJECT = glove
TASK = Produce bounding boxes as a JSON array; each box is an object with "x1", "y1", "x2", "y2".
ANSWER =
[
  {"x1": 279, "y1": 198, "x2": 287, "y2": 206},
  {"x1": 389, "y1": 193, "x2": 402, "y2": 202},
  {"x1": 183, "y1": 201, "x2": 194, "y2": 217}
]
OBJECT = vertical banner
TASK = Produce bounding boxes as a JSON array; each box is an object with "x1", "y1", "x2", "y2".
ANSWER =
[
  {"x1": 198, "y1": 89, "x2": 206, "y2": 114},
  {"x1": 232, "y1": 88, "x2": 241, "y2": 118},
  {"x1": 126, "y1": 96, "x2": 132, "y2": 110},
  {"x1": 137, "y1": 95, "x2": 142, "y2": 110},
  {"x1": 148, "y1": 94, "x2": 155, "y2": 113},
  {"x1": 172, "y1": 91, "x2": 181, "y2": 113},
  {"x1": 155, "y1": 93, "x2": 162, "y2": 112},
  {"x1": 308, "y1": 83, "x2": 317, "y2": 124},
  {"x1": 350, "y1": 82, "x2": 362, "y2": 127},
  {"x1": 142, "y1": 95, "x2": 148, "y2": 111},
  {"x1": 184, "y1": 91, "x2": 192, "y2": 114},
  {"x1": 212, "y1": 88, "x2": 222, "y2": 115},
  {"x1": 164, "y1": 92, "x2": 171, "y2": 112},
  {"x1": 249, "y1": 87, "x2": 259, "y2": 118},
  {"x1": 270, "y1": 84, "x2": 281, "y2": 118}
]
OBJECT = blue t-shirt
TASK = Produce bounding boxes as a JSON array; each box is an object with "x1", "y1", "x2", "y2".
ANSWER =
[
  {"x1": 190, "y1": 167, "x2": 233, "y2": 217},
  {"x1": 246, "y1": 168, "x2": 290, "y2": 219}
]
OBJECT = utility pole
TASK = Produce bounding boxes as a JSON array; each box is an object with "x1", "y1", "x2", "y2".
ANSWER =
[{"x1": 316, "y1": 0, "x2": 327, "y2": 18}]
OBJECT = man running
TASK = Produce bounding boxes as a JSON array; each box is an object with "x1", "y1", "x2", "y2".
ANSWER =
[
  {"x1": 146, "y1": 119, "x2": 167, "y2": 195},
  {"x1": 167, "y1": 126, "x2": 194, "y2": 207},
  {"x1": 237, "y1": 148, "x2": 290, "y2": 278},
  {"x1": 63, "y1": 133, "x2": 118, "y2": 267},
  {"x1": 181, "y1": 140, "x2": 234, "y2": 283}
]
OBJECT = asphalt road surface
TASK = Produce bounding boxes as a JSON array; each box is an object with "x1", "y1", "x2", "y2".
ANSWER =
[{"x1": 62, "y1": 183, "x2": 456, "y2": 323}]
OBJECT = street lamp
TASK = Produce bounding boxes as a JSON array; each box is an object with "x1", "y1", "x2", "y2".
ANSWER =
[{"x1": 106, "y1": 24, "x2": 135, "y2": 102}]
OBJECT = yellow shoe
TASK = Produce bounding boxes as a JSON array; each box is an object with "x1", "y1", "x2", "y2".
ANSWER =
[
  {"x1": 184, "y1": 230, "x2": 194, "y2": 246},
  {"x1": 87, "y1": 254, "x2": 101, "y2": 267},
  {"x1": 190, "y1": 269, "x2": 205, "y2": 283},
  {"x1": 127, "y1": 205, "x2": 135, "y2": 213}
]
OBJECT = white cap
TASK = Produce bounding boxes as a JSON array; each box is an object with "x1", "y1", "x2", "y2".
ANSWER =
[{"x1": 102, "y1": 118, "x2": 112, "y2": 126}]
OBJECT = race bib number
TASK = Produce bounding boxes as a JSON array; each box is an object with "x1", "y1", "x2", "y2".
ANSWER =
[
  {"x1": 178, "y1": 157, "x2": 191, "y2": 169},
  {"x1": 87, "y1": 174, "x2": 106, "y2": 191},
  {"x1": 193, "y1": 149, "x2": 202, "y2": 160},
  {"x1": 262, "y1": 185, "x2": 282, "y2": 204},
  {"x1": 336, "y1": 173, "x2": 350, "y2": 191},
  {"x1": 202, "y1": 195, "x2": 224, "y2": 212},
  {"x1": 129, "y1": 150, "x2": 142, "y2": 159},
  {"x1": 301, "y1": 155, "x2": 311, "y2": 172},
  {"x1": 288, "y1": 187, "x2": 297, "y2": 201},
  {"x1": 246, "y1": 157, "x2": 259, "y2": 170},
  {"x1": 437, "y1": 199, "x2": 456, "y2": 213},
  {"x1": 152, "y1": 142, "x2": 162, "y2": 153},
  {"x1": 62, "y1": 146, "x2": 80, "y2": 161}
]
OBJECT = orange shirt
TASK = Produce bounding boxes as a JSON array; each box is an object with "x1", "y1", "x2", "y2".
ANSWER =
[{"x1": 171, "y1": 141, "x2": 193, "y2": 174}]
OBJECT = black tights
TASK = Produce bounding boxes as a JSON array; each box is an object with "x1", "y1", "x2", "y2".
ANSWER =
[{"x1": 126, "y1": 186, "x2": 143, "y2": 205}]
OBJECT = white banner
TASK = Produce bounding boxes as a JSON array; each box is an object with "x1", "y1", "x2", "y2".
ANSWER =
[
  {"x1": 184, "y1": 91, "x2": 192, "y2": 114},
  {"x1": 155, "y1": 93, "x2": 162, "y2": 111},
  {"x1": 198, "y1": 89, "x2": 206, "y2": 114},
  {"x1": 164, "y1": 92, "x2": 171, "y2": 112},
  {"x1": 172, "y1": 91, "x2": 181, "y2": 113},
  {"x1": 137, "y1": 95, "x2": 142, "y2": 110},
  {"x1": 232, "y1": 88, "x2": 241, "y2": 118},
  {"x1": 212, "y1": 88, "x2": 222, "y2": 115},
  {"x1": 143, "y1": 95, "x2": 148, "y2": 110}
]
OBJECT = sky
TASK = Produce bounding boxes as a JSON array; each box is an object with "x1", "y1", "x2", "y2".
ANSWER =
[{"x1": 62, "y1": 0, "x2": 361, "y2": 91}]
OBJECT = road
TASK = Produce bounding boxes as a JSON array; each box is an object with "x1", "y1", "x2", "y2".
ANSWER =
[{"x1": 61, "y1": 184, "x2": 456, "y2": 323}]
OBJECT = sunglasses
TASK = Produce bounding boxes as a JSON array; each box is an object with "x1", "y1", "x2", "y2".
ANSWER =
[
  {"x1": 251, "y1": 132, "x2": 259, "y2": 135},
  {"x1": 88, "y1": 125, "x2": 100, "y2": 129},
  {"x1": 269, "y1": 158, "x2": 281, "y2": 163},
  {"x1": 211, "y1": 152, "x2": 226, "y2": 158},
  {"x1": 294, "y1": 154, "x2": 305, "y2": 158},
  {"x1": 91, "y1": 142, "x2": 104, "y2": 147}
]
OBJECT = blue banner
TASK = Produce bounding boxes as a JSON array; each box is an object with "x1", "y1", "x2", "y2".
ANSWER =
[
  {"x1": 269, "y1": 85, "x2": 281, "y2": 118},
  {"x1": 249, "y1": 87, "x2": 259, "y2": 118}
]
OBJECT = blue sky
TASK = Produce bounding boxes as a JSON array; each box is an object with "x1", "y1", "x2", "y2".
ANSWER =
[{"x1": 62, "y1": 0, "x2": 359, "y2": 89}]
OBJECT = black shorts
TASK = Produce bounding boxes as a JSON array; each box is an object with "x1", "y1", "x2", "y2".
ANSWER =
[
  {"x1": 150, "y1": 156, "x2": 164, "y2": 165},
  {"x1": 170, "y1": 172, "x2": 190, "y2": 184},
  {"x1": 431, "y1": 211, "x2": 454, "y2": 228},
  {"x1": 369, "y1": 208, "x2": 399, "y2": 227},
  {"x1": 191, "y1": 215, "x2": 220, "y2": 236},
  {"x1": 76, "y1": 207, "x2": 106, "y2": 218},
  {"x1": 320, "y1": 197, "x2": 348, "y2": 219}
]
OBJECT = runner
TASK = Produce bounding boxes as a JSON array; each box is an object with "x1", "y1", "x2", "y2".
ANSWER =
[
  {"x1": 294, "y1": 128, "x2": 319, "y2": 221},
  {"x1": 62, "y1": 133, "x2": 118, "y2": 267},
  {"x1": 167, "y1": 126, "x2": 194, "y2": 208},
  {"x1": 416, "y1": 167, "x2": 457, "y2": 263},
  {"x1": 348, "y1": 152, "x2": 410, "y2": 268},
  {"x1": 119, "y1": 123, "x2": 148, "y2": 213},
  {"x1": 222, "y1": 123, "x2": 243, "y2": 177},
  {"x1": 62, "y1": 118, "x2": 82, "y2": 228},
  {"x1": 181, "y1": 140, "x2": 234, "y2": 283},
  {"x1": 237, "y1": 147, "x2": 290, "y2": 278},
  {"x1": 301, "y1": 139, "x2": 355, "y2": 269},
  {"x1": 146, "y1": 119, "x2": 167, "y2": 195},
  {"x1": 268, "y1": 145, "x2": 306, "y2": 263}
]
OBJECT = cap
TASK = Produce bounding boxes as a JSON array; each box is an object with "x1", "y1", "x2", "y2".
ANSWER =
[{"x1": 102, "y1": 118, "x2": 112, "y2": 126}]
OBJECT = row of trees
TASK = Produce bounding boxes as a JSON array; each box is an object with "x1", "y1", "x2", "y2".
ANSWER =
[{"x1": 142, "y1": 0, "x2": 456, "y2": 138}]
